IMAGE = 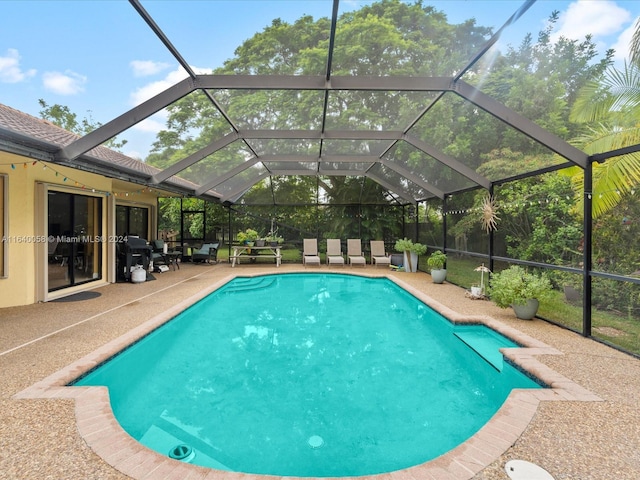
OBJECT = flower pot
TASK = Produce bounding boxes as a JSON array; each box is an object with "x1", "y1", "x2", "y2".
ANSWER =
[
  {"x1": 512, "y1": 299, "x2": 539, "y2": 320},
  {"x1": 470, "y1": 285, "x2": 482, "y2": 296},
  {"x1": 255, "y1": 239, "x2": 265, "y2": 247},
  {"x1": 431, "y1": 268, "x2": 447, "y2": 284}
]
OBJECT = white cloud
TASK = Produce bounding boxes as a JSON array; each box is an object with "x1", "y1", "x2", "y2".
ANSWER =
[
  {"x1": 130, "y1": 60, "x2": 172, "y2": 77},
  {"x1": 611, "y1": 22, "x2": 635, "y2": 62},
  {"x1": 0, "y1": 48, "x2": 36, "y2": 83},
  {"x1": 42, "y1": 70, "x2": 87, "y2": 95},
  {"x1": 130, "y1": 65, "x2": 211, "y2": 106},
  {"x1": 133, "y1": 116, "x2": 166, "y2": 133},
  {"x1": 129, "y1": 65, "x2": 211, "y2": 136},
  {"x1": 553, "y1": 0, "x2": 631, "y2": 41}
]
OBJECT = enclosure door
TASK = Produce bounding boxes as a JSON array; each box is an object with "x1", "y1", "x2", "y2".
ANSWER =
[{"x1": 48, "y1": 191, "x2": 102, "y2": 291}]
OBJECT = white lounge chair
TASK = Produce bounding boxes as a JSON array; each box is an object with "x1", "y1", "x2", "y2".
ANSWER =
[
  {"x1": 326, "y1": 238, "x2": 345, "y2": 266},
  {"x1": 347, "y1": 239, "x2": 366, "y2": 266},
  {"x1": 370, "y1": 240, "x2": 391, "y2": 267},
  {"x1": 302, "y1": 238, "x2": 321, "y2": 267}
]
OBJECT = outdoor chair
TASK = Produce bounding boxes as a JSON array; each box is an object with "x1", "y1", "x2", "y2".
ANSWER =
[
  {"x1": 347, "y1": 239, "x2": 366, "y2": 266},
  {"x1": 150, "y1": 239, "x2": 168, "y2": 266},
  {"x1": 370, "y1": 240, "x2": 391, "y2": 267},
  {"x1": 192, "y1": 242, "x2": 219, "y2": 263},
  {"x1": 302, "y1": 238, "x2": 321, "y2": 267},
  {"x1": 326, "y1": 238, "x2": 345, "y2": 266}
]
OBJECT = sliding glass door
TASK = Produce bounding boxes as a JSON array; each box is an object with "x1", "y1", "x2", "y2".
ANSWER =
[{"x1": 48, "y1": 191, "x2": 102, "y2": 291}]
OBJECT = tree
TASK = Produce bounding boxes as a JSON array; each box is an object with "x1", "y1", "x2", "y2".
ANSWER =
[
  {"x1": 568, "y1": 19, "x2": 640, "y2": 217},
  {"x1": 146, "y1": 0, "x2": 494, "y2": 205},
  {"x1": 38, "y1": 99, "x2": 128, "y2": 151}
]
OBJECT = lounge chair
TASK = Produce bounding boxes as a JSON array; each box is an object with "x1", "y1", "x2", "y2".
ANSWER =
[
  {"x1": 303, "y1": 238, "x2": 321, "y2": 267},
  {"x1": 347, "y1": 239, "x2": 366, "y2": 266},
  {"x1": 326, "y1": 238, "x2": 345, "y2": 266},
  {"x1": 192, "y1": 242, "x2": 219, "y2": 263},
  {"x1": 370, "y1": 240, "x2": 391, "y2": 267}
]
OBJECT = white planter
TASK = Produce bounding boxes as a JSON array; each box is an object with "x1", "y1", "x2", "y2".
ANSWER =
[
  {"x1": 403, "y1": 251, "x2": 418, "y2": 272},
  {"x1": 512, "y1": 299, "x2": 539, "y2": 320},
  {"x1": 431, "y1": 268, "x2": 447, "y2": 284},
  {"x1": 470, "y1": 285, "x2": 482, "y2": 296}
]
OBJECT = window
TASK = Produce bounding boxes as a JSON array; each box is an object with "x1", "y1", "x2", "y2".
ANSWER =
[{"x1": 116, "y1": 205, "x2": 149, "y2": 239}]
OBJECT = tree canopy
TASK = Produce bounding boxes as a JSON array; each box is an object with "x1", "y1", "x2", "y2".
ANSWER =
[{"x1": 144, "y1": 1, "x2": 609, "y2": 209}]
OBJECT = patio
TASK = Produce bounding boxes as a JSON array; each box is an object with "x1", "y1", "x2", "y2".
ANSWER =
[{"x1": 1, "y1": 261, "x2": 639, "y2": 479}]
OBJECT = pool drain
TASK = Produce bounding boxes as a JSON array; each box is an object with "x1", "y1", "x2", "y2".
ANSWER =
[
  {"x1": 308, "y1": 435, "x2": 324, "y2": 448},
  {"x1": 169, "y1": 444, "x2": 195, "y2": 462}
]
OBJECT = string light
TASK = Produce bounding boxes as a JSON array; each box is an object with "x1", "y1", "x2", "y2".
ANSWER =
[
  {"x1": 0, "y1": 159, "x2": 161, "y2": 197},
  {"x1": 0, "y1": 160, "x2": 107, "y2": 196}
]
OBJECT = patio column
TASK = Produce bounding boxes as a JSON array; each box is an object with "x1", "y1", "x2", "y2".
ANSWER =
[{"x1": 582, "y1": 161, "x2": 593, "y2": 337}]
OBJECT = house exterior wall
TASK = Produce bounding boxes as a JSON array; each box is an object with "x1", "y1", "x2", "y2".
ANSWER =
[{"x1": 0, "y1": 151, "x2": 160, "y2": 308}]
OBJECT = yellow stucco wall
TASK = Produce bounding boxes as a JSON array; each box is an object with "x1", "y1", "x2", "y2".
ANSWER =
[{"x1": 0, "y1": 152, "x2": 160, "y2": 308}]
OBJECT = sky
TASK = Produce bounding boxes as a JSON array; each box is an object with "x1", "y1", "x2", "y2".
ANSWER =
[{"x1": 1, "y1": 0, "x2": 638, "y2": 160}]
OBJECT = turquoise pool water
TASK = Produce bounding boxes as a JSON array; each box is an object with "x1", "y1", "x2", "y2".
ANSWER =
[{"x1": 74, "y1": 273, "x2": 541, "y2": 476}]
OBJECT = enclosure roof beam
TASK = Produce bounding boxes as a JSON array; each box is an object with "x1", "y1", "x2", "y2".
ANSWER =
[
  {"x1": 365, "y1": 172, "x2": 415, "y2": 204},
  {"x1": 241, "y1": 129, "x2": 404, "y2": 140},
  {"x1": 403, "y1": 134, "x2": 491, "y2": 189},
  {"x1": 319, "y1": 169, "x2": 368, "y2": 176},
  {"x1": 256, "y1": 154, "x2": 379, "y2": 164},
  {"x1": 268, "y1": 170, "x2": 318, "y2": 176},
  {"x1": 56, "y1": 77, "x2": 196, "y2": 162},
  {"x1": 195, "y1": 158, "x2": 261, "y2": 196},
  {"x1": 219, "y1": 171, "x2": 270, "y2": 203},
  {"x1": 379, "y1": 159, "x2": 445, "y2": 199},
  {"x1": 454, "y1": 80, "x2": 588, "y2": 168},
  {"x1": 152, "y1": 132, "x2": 239, "y2": 184},
  {"x1": 196, "y1": 74, "x2": 455, "y2": 92}
]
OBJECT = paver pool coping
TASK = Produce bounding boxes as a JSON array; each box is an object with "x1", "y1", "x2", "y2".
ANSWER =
[{"x1": 15, "y1": 272, "x2": 602, "y2": 480}]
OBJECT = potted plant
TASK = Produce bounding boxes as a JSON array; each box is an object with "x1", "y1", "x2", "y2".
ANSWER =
[
  {"x1": 488, "y1": 265, "x2": 553, "y2": 320},
  {"x1": 237, "y1": 228, "x2": 259, "y2": 245},
  {"x1": 426, "y1": 250, "x2": 447, "y2": 283},
  {"x1": 264, "y1": 234, "x2": 284, "y2": 247},
  {"x1": 394, "y1": 238, "x2": 427, "y2": 273},
  {"x1": 472, "y1": 263, "x2": 491, "y2": 296}
]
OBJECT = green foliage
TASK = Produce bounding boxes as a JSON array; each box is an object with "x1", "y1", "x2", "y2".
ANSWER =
[
  {"x1": 488, "y1": 265, "x2": 553, "y2": 308},
  {"x1": 426, "y1": 250, "x2": 447, "y2": 270},
  {"x1": 493, "y1": 172, "x2": 582, "y2": 266},
  {"x1": 237, "y1": 228, "x2": 260, "y2": 243},
  {"x1": 394, "y1": 238, "x2": 426, "y2": 255},
  {"x1": 38, "y1": 99, "x2": 128, "y2": 152}
]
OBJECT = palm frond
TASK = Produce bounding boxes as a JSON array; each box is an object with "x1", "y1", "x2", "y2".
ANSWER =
[
  {"x1": 567, "y1": 125, "x2": 640, "y2": 217},
  {"x1": 570, "y1": 63, "x2": 640, "y2": 123},
  {"x1": 630, "y1": 17, "x2": 640, "y2": 67}
]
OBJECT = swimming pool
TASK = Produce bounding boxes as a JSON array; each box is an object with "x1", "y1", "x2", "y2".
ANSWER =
[{"x1": 73, "y1": 273, "x2": 542, "y2": 476}]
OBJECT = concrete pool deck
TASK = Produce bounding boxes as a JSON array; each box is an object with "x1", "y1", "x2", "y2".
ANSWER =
[{"x1": 1, "y1": 262, "x2": 639, "y2": 479}]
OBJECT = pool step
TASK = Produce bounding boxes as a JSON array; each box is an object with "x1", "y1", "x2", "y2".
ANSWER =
[
  {"x1": 224, "y1": 276, "x2": 276, "y2": 293},
  {"x1": 453, "y1": 328, "x2": 517, "y2": 371},
  {"x1": 139, "y1": 411, "x2": 235, "y2": 470}
]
